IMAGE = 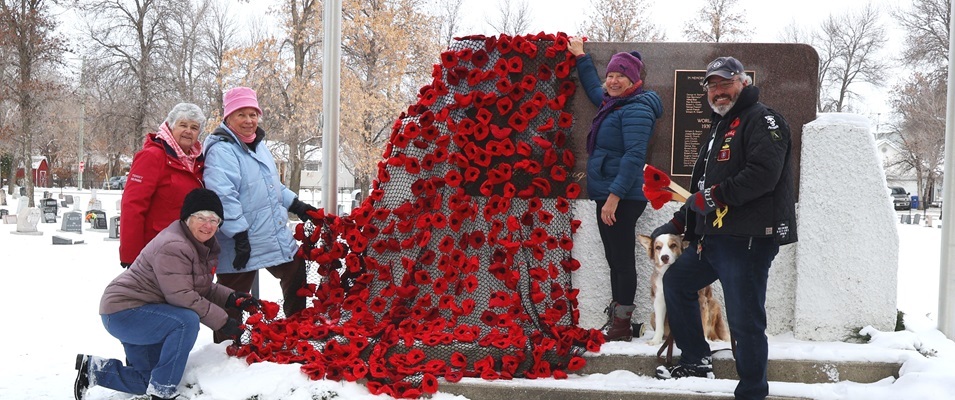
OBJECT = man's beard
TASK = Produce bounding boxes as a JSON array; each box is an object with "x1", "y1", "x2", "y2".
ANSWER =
[{"x1": 709, "y1": 95, "x2": 736, "y2": 116}]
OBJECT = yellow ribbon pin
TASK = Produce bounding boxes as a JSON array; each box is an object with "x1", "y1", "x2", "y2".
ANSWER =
[{"x1": 713, "y1": 206, "x2": 728, "y2": 228}]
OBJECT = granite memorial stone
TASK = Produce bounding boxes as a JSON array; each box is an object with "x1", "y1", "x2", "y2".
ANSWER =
[
  {"x1": 61, "y1": 211, "x2": 83, "y2": 233},
  {"x1": 88, "y1": 210, "x2": 108, "y2": 230},
  {"x1": 14, "y1": 207, "x2": 42, "y2": 235},
  {"x1": 108, "y1": 215, "x2": 120, "y2": 240},
  {"x1": 41, "y1": 198, "x2": 58, "y2": 223}
]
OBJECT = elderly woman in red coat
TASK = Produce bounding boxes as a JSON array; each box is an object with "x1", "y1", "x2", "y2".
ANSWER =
[{"x1": 119, "y1": 103, "x2": 206, "y2": 267}]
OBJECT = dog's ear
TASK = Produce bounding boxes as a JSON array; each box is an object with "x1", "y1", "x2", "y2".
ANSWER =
[{"x1": 637, "y1": 234, "x2": 653, "y2": 251}]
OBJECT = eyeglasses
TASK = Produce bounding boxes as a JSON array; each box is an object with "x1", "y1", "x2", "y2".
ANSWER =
[
  {"x1": 702, "y1": 78, "x2": 739, "y2": 92},
  {"x1": 192, "y1": 214, "x2": 221, "y2": 226}
]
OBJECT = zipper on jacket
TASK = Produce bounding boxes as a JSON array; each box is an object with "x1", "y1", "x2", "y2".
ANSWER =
[{"x1": 748, "y1": 236, "x2": 752, "y2": 250}]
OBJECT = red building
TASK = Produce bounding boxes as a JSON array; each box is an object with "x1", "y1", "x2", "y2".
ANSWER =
[{"x1": 15, "y1": 156, "x2": 50, "y2": 187}]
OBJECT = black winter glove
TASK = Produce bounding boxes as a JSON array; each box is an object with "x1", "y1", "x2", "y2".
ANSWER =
[
  {"x1": 219, "y1": 317, "x2": 243, "y2": 340},
  {"x1": 651, "y1": 219, "x2": 682, "y2": 241},
  {"x1": 288, "y1": 198, "x2": 318, "y2": 222},
  {"x1": 233, "y1": 231, "x2": 251, "y2": 270},
  {"x1": 120, "y1": 262, "x2": 131, "y2": 269},
  {"x1": 227, "y1": 291, "x2": 262, "y2": 311}
]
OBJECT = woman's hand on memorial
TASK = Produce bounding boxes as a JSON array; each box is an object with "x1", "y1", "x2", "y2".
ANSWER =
[{"x1": 567, "y1": 36, "x2": 585, "y2": 56}]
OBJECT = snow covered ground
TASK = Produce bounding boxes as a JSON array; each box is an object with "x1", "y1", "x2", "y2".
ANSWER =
[{"x1": 1, "y1": 187, "x2": 953, "y2": 399}]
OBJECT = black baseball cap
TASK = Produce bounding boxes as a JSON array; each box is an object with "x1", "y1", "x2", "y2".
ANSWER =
[{"x1": 704, "y1": 57, "x2": 744, "y2": 83}]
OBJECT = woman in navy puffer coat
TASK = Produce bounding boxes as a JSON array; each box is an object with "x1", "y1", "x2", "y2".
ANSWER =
[{"x1": 568, "y1": 36, "x2": 664, "y2": 342}]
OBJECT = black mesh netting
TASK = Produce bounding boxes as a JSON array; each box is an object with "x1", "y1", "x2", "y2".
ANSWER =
[{"x1": 227, "y1": 32, "x2": 604, "y2": 398}]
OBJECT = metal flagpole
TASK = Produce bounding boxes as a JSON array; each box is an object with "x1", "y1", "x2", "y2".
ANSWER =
[
  {"x1": 321, "y1": 0, "x2": 342, "y2": 213},
  {"x1": 937, "y1": 0, "x2": 955, "y2": 339}
]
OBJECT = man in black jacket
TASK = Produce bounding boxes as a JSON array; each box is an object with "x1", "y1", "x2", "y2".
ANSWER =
[{"x1": 652, "y1": 56, "x2": 797, "y2": 400}]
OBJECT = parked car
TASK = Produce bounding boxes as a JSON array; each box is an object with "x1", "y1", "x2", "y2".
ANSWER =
[
  {"x1": 105, "y1": 175, "x2": 127, "y2": 190},
  {"x1": 889, "y1": 186, "x2": 910, "y2": 210}
]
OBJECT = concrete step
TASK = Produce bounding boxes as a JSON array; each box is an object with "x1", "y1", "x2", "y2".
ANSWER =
[
  {"x1": 582, "y1": 352, "x2": 901, "y2": 384},
  {"x1": 438, "y1": 349, "x2": 902, "y2": 400}
]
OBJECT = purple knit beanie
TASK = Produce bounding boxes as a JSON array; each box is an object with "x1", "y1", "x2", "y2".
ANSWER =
[{"x1": 606, "y1": 52, "x2": 644, "y2": 84}]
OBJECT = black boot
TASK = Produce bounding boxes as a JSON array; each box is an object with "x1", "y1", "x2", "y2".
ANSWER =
[{"x1": 74, "y1": 354, "x2": 90, "y2": 400}]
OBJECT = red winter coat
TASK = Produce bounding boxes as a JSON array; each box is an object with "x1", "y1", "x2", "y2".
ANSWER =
[{"x1": 119, "y1": 133, "x2": 204, "y2": 265}]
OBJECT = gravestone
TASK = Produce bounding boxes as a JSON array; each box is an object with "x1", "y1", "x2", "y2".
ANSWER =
[
  {"x1": 3, "y1": 215, "x2": 15, "y2": 224},
  {"x1": 0, "y1": 209, "x2": 7, "y2": 218},
  {"x1": 17, "y1": 195, "x2": 29, "y2": 215},
  {"x1": 88, "y1": 199, "x2": 103, "y2": 212},
  {"x1": 0, "y1": 189, "x2": 6, "y2": 205},
  {"x1": 18, "y1": 186, "x2": 25, "y2": 196},
  {"x1": 52, "y1": 235, "x2": 84, "y2": 245},
  {"x1": 913, "y1": 214, "x2": 921, "y2": 225},
  {"x1": 60, "y1": 211, "x2": 83, "y2": 233},
  {"x1": 41, "y1": 198, "x2": 58, "y2": 223},
  {"x1": 901, "y1": 215, "x2": 911, "y2": 224},
  {"x1": 107, "y1": 215, "x2": 120, "y2": 240},
  {"x1": 65, "y1": 195, "x2": 74, "y2": 205},
  {"x1": 13, "y1": 207, "x2": 42, "y2": 235},
  {"x1": 42, "y1": 191, "x2": 51, "y2": 199},
  {"x1": 88, "y1": 210, "x2": 108, "y2": 230}
]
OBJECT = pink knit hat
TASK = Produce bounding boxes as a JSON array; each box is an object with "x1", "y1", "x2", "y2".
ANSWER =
[{"x1": 223, "y1": 87, "x2": 263, "y2": 119}]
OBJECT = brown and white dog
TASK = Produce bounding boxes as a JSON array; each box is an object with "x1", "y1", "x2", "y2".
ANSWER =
[{"x1": 637, "y1": 233, "x2": 731, "y2": 346}]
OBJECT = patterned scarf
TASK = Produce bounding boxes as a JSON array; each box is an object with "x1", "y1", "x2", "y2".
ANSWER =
[
  {"x1": 156, "y1": 122, "x2": 202, "y2": 172},
  {"x1": 587, "y1": 80, "x2": 643, "y2": 155}
]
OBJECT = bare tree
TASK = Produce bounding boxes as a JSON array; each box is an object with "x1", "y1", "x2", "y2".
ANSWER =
[
  {"x1": 578, "y1": 0, "x2": 665, "y2": 42},
  {"x1": 486, "y1": 0, "x2": 531, "y2": 36},
  {"x1": 199, "y1": 0, "x2": 239, "y2": 119},
  {"x1": 683, "y1": 0, "x2": 749, "y2": 43},
  {"x1": 435, "y1": 0, "x2": 465, "y2": 48},
  {"x1": 0, "y1": 0, "x2": 65, "y2": 206},
  {"x1": 889, "y1": 73, "x2": 946, "y2": 208},
  {"x1": 339, "y1": 0, "x2": 441, "y2": 198},
  {"x1": 77, "y1": 0, "x2": 173, "y2": 152},
  {"x1": 816, "y1": 4, "x2": 887, "y2": 113},
  {"x1": 893, "y1": 0, "x2": 951, "y2": 71}
]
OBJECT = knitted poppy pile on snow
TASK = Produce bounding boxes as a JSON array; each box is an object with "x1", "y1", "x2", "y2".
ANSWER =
[{"x1": 228, "y1": 32, "x2": 604, "y2": 398}]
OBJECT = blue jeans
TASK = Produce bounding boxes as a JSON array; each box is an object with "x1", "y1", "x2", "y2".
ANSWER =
[
  {"x1": 94, "y1": 303, "x2": 200, "y2": 398},
  {"x1": 663, "y1": 235, "x2": 778, "y2": 400}
]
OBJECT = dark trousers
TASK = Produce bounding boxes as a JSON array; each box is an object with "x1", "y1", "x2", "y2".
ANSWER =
[
  {"x1": 213, "y1": 256, "x2": 307, "y2": 343},
  {"x1": 663, "y1": 235, "x2": 779, "y2": 400},
  {"x1": 595, "y1": 199, "x2": 647, "y2": 306}
]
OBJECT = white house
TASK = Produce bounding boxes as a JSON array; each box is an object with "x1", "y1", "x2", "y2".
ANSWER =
[{"x1": 875, "y1": 138, "x2": 942, "y2": 206}]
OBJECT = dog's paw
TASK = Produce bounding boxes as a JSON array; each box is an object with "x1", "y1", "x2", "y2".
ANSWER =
[{"x1": 647, "y1": 337, "x2": 664, "y2": 346}]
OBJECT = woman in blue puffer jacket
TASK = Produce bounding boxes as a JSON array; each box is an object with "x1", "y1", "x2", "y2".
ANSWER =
[
  {"x1": 203, "y1": 87, "x2": 317, "y2": 343},
  {"x1": 568, "y1": 36, "x2": 664, "y2": 342}
]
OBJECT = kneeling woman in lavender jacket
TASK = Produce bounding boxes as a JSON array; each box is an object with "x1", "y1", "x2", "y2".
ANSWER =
[{"x1": 73, "y1": 188, "x2": 260, "y2": 400}]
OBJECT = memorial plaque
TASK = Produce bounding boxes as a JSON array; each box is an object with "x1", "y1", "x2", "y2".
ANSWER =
[
  {"x1": 61, "y1": 211, "x2": 83, "y2": 233},
  {"x1": 670, "y1": 70, "x2": 755, "y2": 177}
]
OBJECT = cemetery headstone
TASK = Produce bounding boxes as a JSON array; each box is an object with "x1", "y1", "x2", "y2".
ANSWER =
[
  {"x1": 0, "y1": 189, "x2": 6, "y2": 205},
  {"x1": 61, "y1": 211, "x2": 83, "y2": 233},
  {"x1": 19, "y1": 186, "x2": 25, "y2": 196},
  {"x1": 88, "y1": 209, "x2": 108, "y2": 230},
  {"x1": 88, "y1": 199, "x2": 103, "y2": 212},
  {"x1": 3, "y1": 215, "x2": 15, "y2": 224},
  {"x1": 17, "y1": 195, "x2": 29, "y2": 215},
  {"x1": 901, "y1": 215, "x2": 911, "y2": 224},
  {"x1": 52, "y1": 235, "x2": 84, "y2": 245},
  {"x1": 0, "y1": 209, "x2": 7, "y2": 218},
  {"x1": 41, "y1": 198, "x2": 58, "y2": 223},
  {"x1": 65, "y1": 195, "x2": 74, "y2": 205},
  {"x1": 913, "y1": 214, "x2": 921, "y2": 225},
  {"x1": 43, "y1": 191, "x2": 51, "y2": 199},
  {"x1": 14, "y1": 207, "x2": 42, "y2": 235},
  {"x1": 108, "y1": 215, "x2": 120, "y2": 240}
]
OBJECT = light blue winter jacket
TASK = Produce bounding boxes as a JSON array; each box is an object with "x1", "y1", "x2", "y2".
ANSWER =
[{"x1": 202, "y1": 123, "x2": 298, "y2": 274}]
